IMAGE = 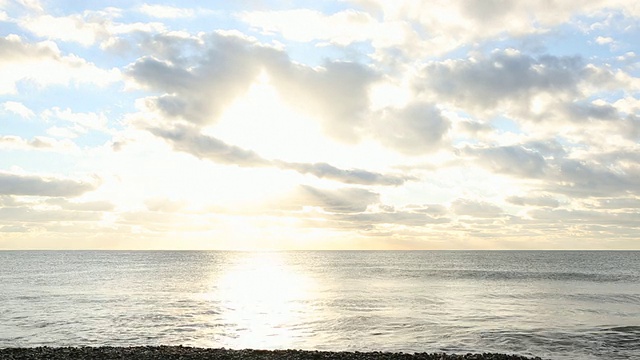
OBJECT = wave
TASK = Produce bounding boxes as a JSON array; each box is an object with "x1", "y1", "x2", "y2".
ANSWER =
[{"x1": 401, "y1": 269, "x2": 638, "y2": 283}]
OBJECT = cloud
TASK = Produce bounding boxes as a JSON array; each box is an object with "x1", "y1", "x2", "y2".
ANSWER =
[
  {"x1": 271, "y1": 59, "x2": 377, "y2": 141},
  {"x1": 127, "y1": 31, "x2": 376, "y2": 141},
  {"x1": 506, "y1": 195, "x2": 560, "y2": 208},
  {"x1": 18, "y1": 13, "x2": 106, "y2": 45},
  {"x1": 42, "y1": 107, "x2": 110, "y2": 133},
  {"x1": 549, "y1": 158, "x2": 640, "y2": 197},
  {"x1": 2, "y1": 101, "x2": 34, "y2": 118},
  {"x1": 0, "y1": 207, "x2": 102, "y2": 222},
  {"x1": 147, "y1": 125, "x2": 270, "y2": 167},
  {"x1": 14, "y1": 5, "x2": 167, "y2": 49},
  {"x1": 373, "y1": 101, "x2": 450, "y2": 155},
  {"x1": 0, "y1": 172, "x2": 96, "y2": 197},
  {"x1": 149, "y1": 124, "x2": 413, "y2": 186},
  {"x1": 44, "y1": 198, "x2": 115, "y2": 211},
  {"x1": 591, "y1": 198, "x2": 640, "y2": 209},
  {"x1": 144, "y1": 197, "x2": 187, "y2": 212},
  {"x1": 292, "y1": 185, "x2": 380, "y2": 213},
  {"x1": 465, "y1": 145, "x2": 547, "y2": 178},
  {"x1": 527, "y1": 207, "x2": 640, "y2": 228},
  {"x1": 126, "y1": 32, "x2": 282, "y2": 124},
  {"x1": 595, "y1": 36, "x2": 614, "y2": 45},
  {"x1": 280, "y1": 161, "x2": 412, "y2": 186},
  {"x1": 452, "y1": 198, "x2": 504, "y2": 218},
  {"x1": 350, "y1": 0, "x2": 640, "y2": 55},
  {"x1": 0, "y1": 135, "x2": 79, "y2": 152},
  {"x1": 417, "y1": 50, "x2": 585, "y2": 112},
  {"x1": 0, "y1": 34, "x2": 120, "y2": 94},
  {"x1": 337, "y1": 210, "x2": 449, "y2": 227}
]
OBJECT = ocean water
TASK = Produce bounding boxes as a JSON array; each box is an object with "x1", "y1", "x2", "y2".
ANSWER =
[{"x1": 0, "y1": 251, "x2": 638, "y2": 360}]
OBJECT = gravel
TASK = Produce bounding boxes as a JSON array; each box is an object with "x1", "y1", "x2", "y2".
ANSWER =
[{"x1": 0, "y1": 347, "x2": 544, "y2": 360}]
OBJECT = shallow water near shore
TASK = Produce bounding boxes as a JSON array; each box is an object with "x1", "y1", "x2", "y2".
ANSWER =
[{"x1": 1, "y1": 251, "x2": 639, "y2": 360}]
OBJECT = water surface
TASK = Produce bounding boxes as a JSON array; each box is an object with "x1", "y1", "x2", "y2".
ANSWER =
[{"x1": 1, "y1": 251, "x2": 638, "y2": 360}]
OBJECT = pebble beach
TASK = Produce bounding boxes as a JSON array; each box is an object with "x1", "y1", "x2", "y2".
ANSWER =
[{"x1": 0, "y1": 347, "x2": 543, "y2": 360}]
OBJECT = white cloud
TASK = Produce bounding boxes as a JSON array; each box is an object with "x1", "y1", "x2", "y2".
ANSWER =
[
  {"x1": 0, "y1": 35, "x2": 120, "y2": 94},
  {"x1": 2, "y1": 1, "x2": 640, "y2": 249},
  {"x1": 595, "y1": 35, "x2": 614, "y2": 45},
  {"x1": 42, "y1": 107, "x2": 110, "y2": 133},
  {"x1": 2, "y1": 101, "x2": 34, "y2": 118},
  {"x1": 18, "y1": 14, "x2": 104, "y2": 46},
  {"x1": 16, "y1": 0, "x2": 44, "y2": 12},
  {"x1": 126, "y1": 31, "x2": 376, "y2": 142},
  {"x1": 15, "y1": 7, "x2": 166, "y2": 49},
  {"x1": 0, "y1": 135, "x2": 79, "y2": 153}
]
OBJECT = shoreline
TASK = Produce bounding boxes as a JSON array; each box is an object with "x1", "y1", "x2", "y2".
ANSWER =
[{"x1": 0, "y1": 346, "x2": 543, "y2": 360}]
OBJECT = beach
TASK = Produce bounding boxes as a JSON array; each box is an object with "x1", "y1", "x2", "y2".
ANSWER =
[{"x1": 0, "y1": 347, "x2": 543, "y2": 360}]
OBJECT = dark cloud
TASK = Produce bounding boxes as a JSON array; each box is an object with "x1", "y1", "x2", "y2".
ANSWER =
[
  {"x1": 464, "y1": 141, "x2": 640, "y2": 198},
  {"x1": 523, "y1": 140, "x2": 567, "y2": 158},
  {"x1": 128, "y1": 32, "x2": 376, "y2": 142},
  {"x1": 0, "y1": 172, "x2": 96, "y2": 197},
  {"x1": 128, "y1": 33, "x2": 281, "y2": 124},
  {"x1": 418, "y1": 50, "x2": 584, "y2": 110},
  {"x1": 280, "y1": 161, "x2": 413, "y2": 186},
  {"x1": 374, "y1": 101, "x2": 450, "y2": 155},
  {"x1": 460, "y1": 0, "x2": 514, "y2": 23},
  {"x1": 405, "y1": 203, "x2": 449, "y2": 217},
  {"x1": 506, "y1": 195, "x2": 560, "y2": 208},
  {"x1": 563, "y1": 101, "x2": 618, "y2": 122},
  {"x1": 151, "y1": 124, "x2": 413, "y2": 186},
  {"x1": 549, "y1": 159, "x2": 639, "y2": 197},
  {"x1": 527, "y1": 208, "x2": 640, "y2": 227},
  {"x1": 590, "y1": 198, "x2": 640, "y2": 209},
  {"x1": 620, "y1": 114, "x2": 640, "y2": 140},
  {"x1": 0, "y1": 207, "x2": 102, "y2": 222},
  {"x1": 148, "y1": 124, "x2": 270, "y2": 166},
  {"x1": 452, "y1": 199, "x2": 504, "y2": 218},
  {"x1": 337, "y1": 211, "x2": 449, "y2": 227},
  {"x1": 271, "y1": 59, "x2": 377, "y2": 141},
  {"x1": 464, "y1": 145, "x2": 547, "y2": 178}
]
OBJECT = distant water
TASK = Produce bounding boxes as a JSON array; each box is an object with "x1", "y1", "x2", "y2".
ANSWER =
[{"x1": 1, "y1": 251, "x2": 639, "y2": 360}]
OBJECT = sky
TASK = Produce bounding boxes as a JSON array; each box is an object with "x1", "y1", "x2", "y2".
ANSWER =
[{"x1": 0, "y1": 0, "x2": 639, "y2": 250}]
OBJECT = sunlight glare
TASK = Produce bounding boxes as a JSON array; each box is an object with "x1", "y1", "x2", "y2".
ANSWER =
[{"x1": 207, "y1": 252, "x2": 316, "y2": 349}]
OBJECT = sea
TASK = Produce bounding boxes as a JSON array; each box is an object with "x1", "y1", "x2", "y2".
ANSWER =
[{"x1": 0, "y1": 251, "x2": 638, "y2": 360}]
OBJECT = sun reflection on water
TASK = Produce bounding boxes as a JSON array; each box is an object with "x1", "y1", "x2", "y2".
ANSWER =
[{"x1": 207, "y1": 252, "x2": 316, "y2": 349}]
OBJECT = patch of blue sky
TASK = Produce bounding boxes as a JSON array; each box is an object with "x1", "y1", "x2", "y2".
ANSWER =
[
  {"x1": 12, "y1": 82, "x2": 135, "y2": 118},
  {"x1": 470, "y1": 32, "x2": 552, "y2": 57},
  {"x1": 0, "y1": 19, "x2": 24, "y2": 38},
  {"x1": 71, "y1": 131, "x2": 113, "y2": 148},
  {"x1": 225, "y1": 0, "x2": 356, "y2": 14},
  {"x1": 0, "y1": 149, "x2": 79, "y2": 175},
  {"x1": 34, "y1": 0, "x2": 108, "y2": 16},
  {"x1": 584, "y1": 90, "x2": 628, "y2": 104},
  {"x1": 0, "y1": 113, "x2": 42, "y2": 139},
  {"x1": 289, "y1": 41, "x2": 375, "y2": 67},
  {"x1": 491, "y1": 116, "x2": 522, "y2": 134}
]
